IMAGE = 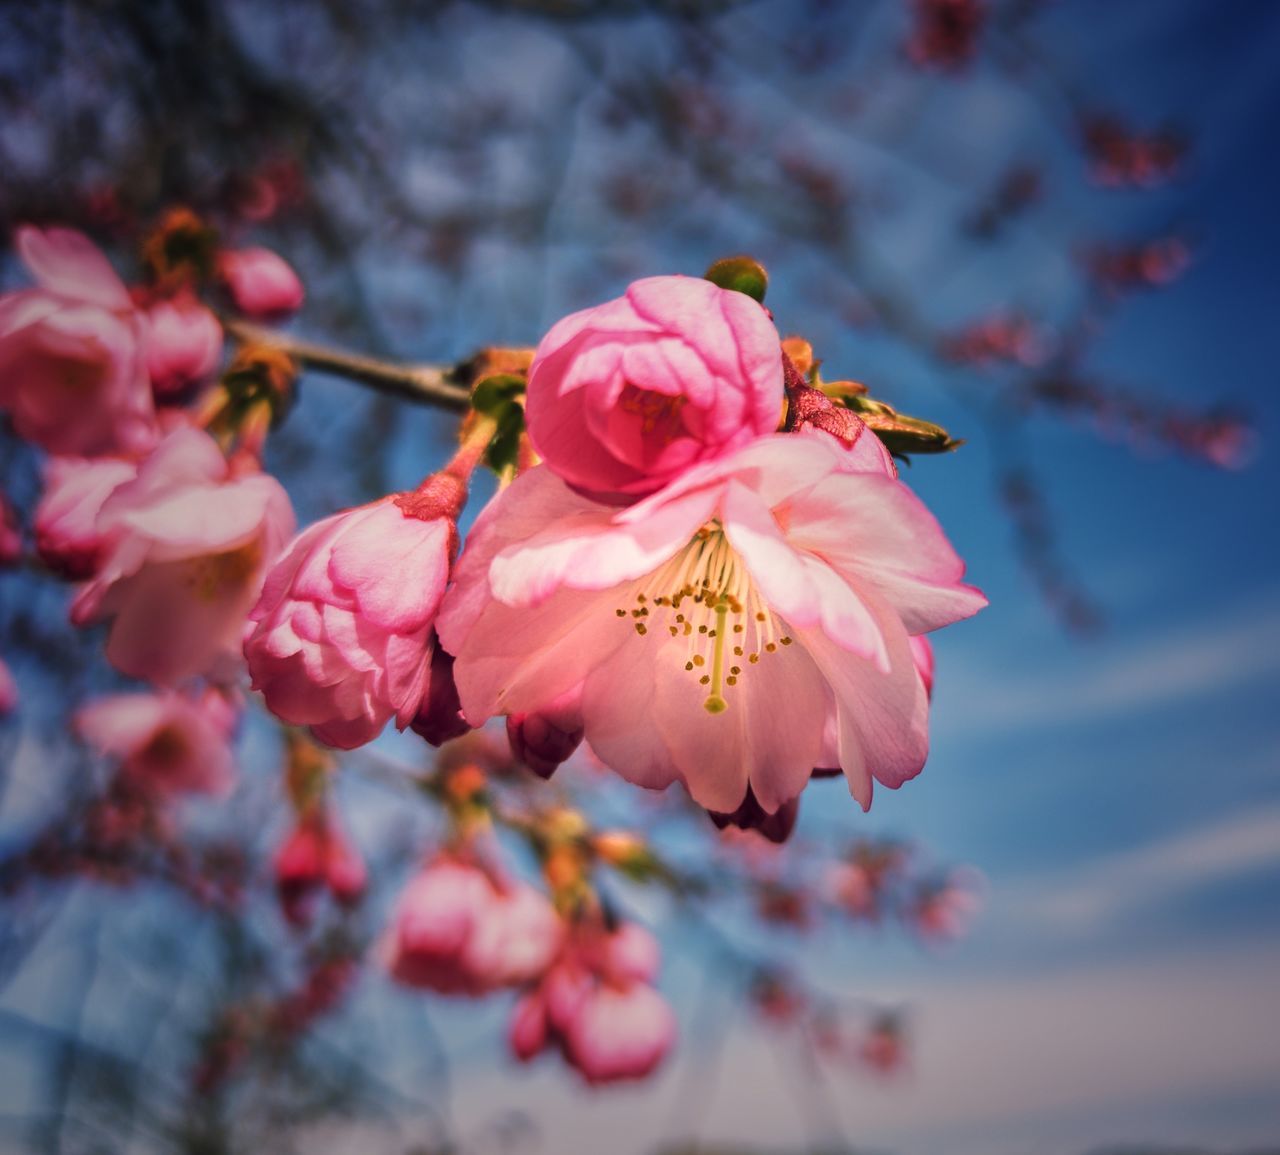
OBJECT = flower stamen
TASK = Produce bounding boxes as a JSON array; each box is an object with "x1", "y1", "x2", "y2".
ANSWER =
[{"x1": 615, "y1": 522, "x2": 791, "y2": 713}]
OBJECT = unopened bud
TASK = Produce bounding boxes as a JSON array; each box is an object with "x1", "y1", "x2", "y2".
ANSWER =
[
  {"x1": 411, "y1": 647, "x2": 471, "y2": 747},
  {"x1": 704, "y1": 255, "x2": 769, "y2": 303},
  {"x1": 543, "y1": 843, "x2": 585, "y2": 893},
  {"x1": 142, "y1": 207, "x2": 219, "y2": 287},
  {"x1": 443, "y1": 762, "x2": 487, "y2": 805},
  {"x1": 218, "y1": 345, "x2": 298, "y2": 433},
  {"x1": 218, "y1": 247, "x2": 305, "y2": 319},
  {"x1": 507, "y1": 710, "x2": 584, "y2": 779},
  {"x1": 592, "y1": 830, "x2": 646, "y2": 865},
  {"x1": 708, "y1": 788, "x2": 799, "y2": 844}
]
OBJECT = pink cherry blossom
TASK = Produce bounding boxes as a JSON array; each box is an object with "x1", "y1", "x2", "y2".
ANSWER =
[
  {"x1": 75, "y1": 689, "x2": 237, "y2": 798},
  {"x1": 386, "y1": 857, "x2": 563, "y2": 996},
  {"x1": 71, "y1": 425, "x2": 295, "y2": 685},
  {"x1": 508, "y1": 920, "x2": 675, "y2": 1085},
  {"x1": 524, "y1": 275, "x2": 785, "y2": 499},
  {"x1": 0, "y1": 227, "x2": 156, "y2": 456},
  {"x1": 143, "y1": 292, "x2": 223, "y2": 394},
  {"x1": 34, "y1": 455, "x2": 138, "y2": 578},
  {"x1": 438, "y1": 428, "x2": 986, "y2": 817},
  {"x1": 245, "y1": 481, "x2": 463, "y2": 749},
  {"x1": 217, "y1": 247, "x2": 305, "y2": 318},
  {"x1": 910, "y1": 871, "x2": 982, "y2": 942},
  {"x1": 274, "y1": 807, "x2": 367, "y2": 926}
]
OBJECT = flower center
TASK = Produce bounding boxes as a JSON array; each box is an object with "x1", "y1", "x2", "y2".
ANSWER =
[
  {"x1": 617, "y1": 383, "x2": 687, "y2": 440},
  {"x1": 141, "y1": 723, "x2": 190, "y2": 769},
  {"x1": 188, "y1": 541, "x2": 262, "y2": 601},
  {"x1": 615, "y1": 522, "x2": 792, "y2": 714}
]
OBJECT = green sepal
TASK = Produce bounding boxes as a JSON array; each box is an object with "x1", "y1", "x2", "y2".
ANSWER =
[
  {"x1": 704, "y1": 255, "x2": 769, "y2": 303},
  {"x1": 470, "y1": 373, "x2": 526, "y2": 417}
]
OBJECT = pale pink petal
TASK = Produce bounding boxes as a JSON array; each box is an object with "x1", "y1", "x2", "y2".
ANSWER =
[
  {"x1": 650, "y1": 625, "x2": 829, "y2": 813},
  {"x1": 786, "y1": 471, "x2": 987, "y2": 633},
  {"x1": 75, "y1": 693, "x2": 168, "y2": 754},
  {"x1": 795, "y1": 583, "x2": 930, "y2": 809},
  {"x1": 16, "y1": 226, "x2": 131, "y2": 311}
]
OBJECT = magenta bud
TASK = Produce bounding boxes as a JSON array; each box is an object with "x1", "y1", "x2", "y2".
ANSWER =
[
  {"x1": 707, "y1": 787, "x2": 800, "y2": 844},
  {"x1": 411, "y1": 646, "x2": 471, "y2": 747},
  {"x1": 507, "y1": 711, "x2": 584, "y2": 779}
]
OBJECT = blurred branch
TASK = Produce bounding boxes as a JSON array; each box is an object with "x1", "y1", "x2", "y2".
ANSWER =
[{"x1": 221, "y1": 318, "x2": 472, "y2": 412}]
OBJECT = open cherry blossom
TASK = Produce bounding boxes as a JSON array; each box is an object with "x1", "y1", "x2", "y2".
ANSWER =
[
  {"x1": 75, "y1": 688, "x2": 237, "y2": 798},
  {"x1": 35, "y1": 455, "x2": 138, "y2": 579},
  {"x1": 71, "y1": 425, "x2": 294, "y2": 685},
  {"x1": 0, "y1": 227, "x2": 156, "y2": 456},
  {"x1": 438, "y1": 428, "x2": 985, "y2": 816}
]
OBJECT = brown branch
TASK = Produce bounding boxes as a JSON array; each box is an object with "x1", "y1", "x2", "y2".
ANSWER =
[{"x1": 221, "y1": 318, "x2": 473, "y2": 413}]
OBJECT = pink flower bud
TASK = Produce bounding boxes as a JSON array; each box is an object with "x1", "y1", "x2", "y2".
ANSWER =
[
  {"x1": 409, "y1": 645, "x2": 470, "y2": 746},
  {"x1": 505, "y1": 917, "x2": 674, "y2": 1084},
  {"x1": 143, "y1": 292, "x2": 223, "y2": 394},
  {"x1": 246, "y1": 490, "x2": 459, "y2": 749},
  {"x1": 274, "y1": 808, "x2": 366, "y2": 927},
  {"x1": 561, "y1": 984, "x2": 677, "y2": 1086},
  {"x1": 506, "y1": 689, "x2": 584, "y2": 778},
  {"x1": 0, "y1": 227, "x2": 157, "y2": 456},
  {"x1": 603, "y1": 922, "x2": 662, "y2": 985},
  {"x1": 386, "y1": 858, "x2": 562, "y2": 996},
  {"x1": 217, "y1": 247, "x2": 304, "y2": 318},
  {"x1": 509, "y1": 992, "x2": 549, "y2": 1061},
  {"x1": 910, "y1": 872, "x2": 982, "y2": 943},
  {"x1": 524, "y1": 275, "x2": 785, "y2": 499},
  {"x1": 707, "y1": 786, "x2": 800, "y2": 844}
]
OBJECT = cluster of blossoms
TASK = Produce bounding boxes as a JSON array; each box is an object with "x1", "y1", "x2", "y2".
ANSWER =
[
  {"x1": 0, "y1": 223, "x2": 353, "y2": 902},
  {"x1": 241, "y1": 272, "x2": 984, "y2": 830},
  {"x1": 2, "y1": 221, "x2": 984, "y2": 1089},
  {"x1": 1086, "y1": 237, "x2": 1192, "y2": 294},
  {"x1": 1080, "y1": 115, "x2": 1186, "y2": 188},
  {"x1": 941, "y1": 312, "x2": 1050, "y2": 369},
  {"x1": 751, "y1": 969, "x2": 910, "y2": 1077}
]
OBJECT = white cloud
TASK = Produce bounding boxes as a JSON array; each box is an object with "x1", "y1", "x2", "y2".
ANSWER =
[
  {"x1": 1002, "y1": 801, "x2": 1280, "y2": 934},
  {"x1": 942, "y1": 596, "x2": 1280, "y2": 735},
  {"x1": 435, "y1": 938, "x2": 1280, "y2": 1155}
]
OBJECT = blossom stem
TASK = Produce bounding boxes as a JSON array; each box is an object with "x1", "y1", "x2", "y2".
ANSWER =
[{"x1": 221, "y1": 317, "x2": 473, "y2": 412}]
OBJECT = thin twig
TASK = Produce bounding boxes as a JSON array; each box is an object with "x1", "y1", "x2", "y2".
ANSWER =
[{"x1": 222, "y1": 318, "x2": 473, "y2": 412}]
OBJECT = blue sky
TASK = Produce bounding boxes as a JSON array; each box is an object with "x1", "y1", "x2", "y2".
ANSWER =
[
  {"x1": 409, "y1": 4, "x2": 1280, "y2": 1151},
  {"x1": 2, "y1": 2, "x2": 1278, "y2": 1152}
]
